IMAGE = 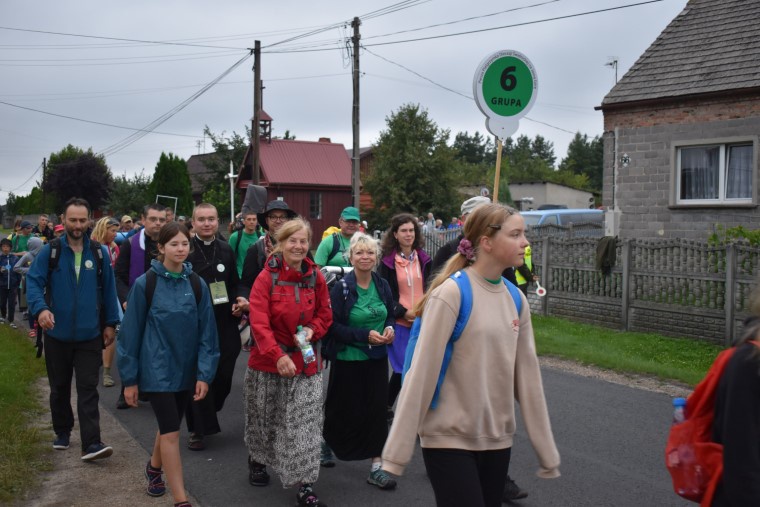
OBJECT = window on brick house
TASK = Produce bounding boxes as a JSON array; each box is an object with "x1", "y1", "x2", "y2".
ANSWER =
[
  {"x1": 676, "y1": 143, "x2": 753, "y2": 204},
  {"x1": 309, "y1": 192, "x2": 322, "y2": 219}
]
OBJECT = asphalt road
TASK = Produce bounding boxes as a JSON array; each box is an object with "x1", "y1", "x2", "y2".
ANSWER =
[{"x1": 100, "y1": 353, "x2": 692, "y2": 507}]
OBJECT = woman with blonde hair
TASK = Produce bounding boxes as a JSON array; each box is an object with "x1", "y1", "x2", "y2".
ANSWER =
[
  {"x1": 323, "y1": 233, "x2": 397, "y2": 490},
  {"x1": 382, "y1": 202, "x2": 560, "y2": 507},
  {"x1": 91, "y1": 216, "x2": 121, "y2": 387},
  {"x1": 244, "y1": 218, "x2": 332, "y2": 506}
]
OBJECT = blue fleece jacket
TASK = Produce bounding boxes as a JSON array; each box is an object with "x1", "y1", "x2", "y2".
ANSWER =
[
  {"x1": 26, "y1": 235, "x2": 120, "y2": 341},
  {"x1": 117, "y1": 260, "x2": 220, "y2": 392}
]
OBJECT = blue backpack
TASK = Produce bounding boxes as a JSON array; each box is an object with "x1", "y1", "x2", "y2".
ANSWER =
[{"x1": 402, "y1": 270, "x2": 523, "y2": 409}]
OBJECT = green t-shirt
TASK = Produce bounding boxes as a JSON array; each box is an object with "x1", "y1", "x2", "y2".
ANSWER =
[
  {"x1": 314, "y1": 233, "x2": 351, "y2": 267},
  {"x1": 337, "y1": 280, "x2": 387, "y2": 361},
  {"x1": 230, "y1": 230, "x2": 262, "y2": 277},
  {"x1": 12, "y1": 234, "x2": 29, "y2": 254},
  {"x1": 74, "y1": 251, "x2": 82, "y2": 281}
]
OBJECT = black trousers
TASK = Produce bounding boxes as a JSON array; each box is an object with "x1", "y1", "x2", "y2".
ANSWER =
[
  {"x1": 0, "y1": 285, "x2": 17, "y2": 322},
  {"x1": 44, "y1": 335, "x2": 103, "y2": 451},
  {"x1": 422, "y1": 447, "x2": 512, "y2": 507}
]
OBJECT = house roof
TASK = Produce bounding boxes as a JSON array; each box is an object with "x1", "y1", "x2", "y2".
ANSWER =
[
  {"x1": 186, "y1": 152, "x2": 221, "y2": 194},
  {"x1": 345, "y1": 146, "x2": 373, "y2": 159},
  {"x1": 258, "y1": 138, "x2": 351, "y2": 187},
  {"x1": 601, "y1": 0, "x2": 760, "y2": 107}
]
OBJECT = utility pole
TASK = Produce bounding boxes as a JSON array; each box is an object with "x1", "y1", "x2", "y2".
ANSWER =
[
  {"x1": 41, "y1": 158, "x2": 47, "y2": 211},
  {"x1": 351, "y1": 17, "x2": 361, "y2": 209},
  {"x1": 253, "y1": 41, "x2": 261, "y2": 185}
]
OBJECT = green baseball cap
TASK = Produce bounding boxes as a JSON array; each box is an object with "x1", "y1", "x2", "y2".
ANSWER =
[{"x1": 340, "y1": 206, "x2": 360, "y2": 222}]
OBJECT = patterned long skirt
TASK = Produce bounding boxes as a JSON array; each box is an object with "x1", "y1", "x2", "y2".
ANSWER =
[{"x1": 243, "y1": 368, "x2": 322, "y2": 488}]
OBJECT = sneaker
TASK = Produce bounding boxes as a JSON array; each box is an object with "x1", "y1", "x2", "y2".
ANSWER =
[
  {"x1": 81, "y1": 442, "x2": 113, "y2": 462},
  {"x1": 187, "y1": 433, "x2": 205, "y2": 451},
  {"x1": 297, "y1": 484, "x2": 327, "y2": 506},
  {"x1": 52, "y1": 433, "x2": 70, "y2": 450},
  {"x1": 248, "y1": 457, "x2": 270, "y2": 487},
  {"x1": 28, "y1": 329, "x2": 36, "y2": 338},
  {"x1": 145, "y1": 460, "x2": 166, "y2": 497},
  {"x1": 103, "y1": 373, "x2": 114, "y2": 387},
  {"x1": 367, "y1": 468, "x2": 397, "y2": 490},
  {"x1": 503, "y1": 476, "x2": 528, "y2": 501},
  {"x1": 9, "y1": 323, "x2": 17, "y2": 329},
  {"x1": 320, "y1": 441, "x2": 335, "y2": 468},
  {"x1": 0, "y1": 317, "x2": 6, "y2": 324},
  {"x1": 116, "y1": 393, "x2": 130, "y2": 410}
]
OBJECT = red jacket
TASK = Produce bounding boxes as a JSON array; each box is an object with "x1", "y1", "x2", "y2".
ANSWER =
[{"x1": 248, "y1": 255, "x2": 332, "y2": 376}]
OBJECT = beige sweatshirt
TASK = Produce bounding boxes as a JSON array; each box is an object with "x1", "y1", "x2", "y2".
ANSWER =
[{"x1": 382, "y1": 268, "x2": 560, "y2": 478}]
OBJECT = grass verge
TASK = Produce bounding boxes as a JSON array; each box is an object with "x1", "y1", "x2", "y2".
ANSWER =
[
  {"x1": 0, "y1": 326, "x2": 50, "y2": 503},
  {"x1": 533, "y1": 314, "x2": 723, "y2": 386}
]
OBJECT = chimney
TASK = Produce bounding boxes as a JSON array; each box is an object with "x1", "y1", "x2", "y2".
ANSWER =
[{"x1": 318, "y1": 137, "x2": 331, "y2": 143}]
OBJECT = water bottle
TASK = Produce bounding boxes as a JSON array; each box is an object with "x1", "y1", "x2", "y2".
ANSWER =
[
  {"x1": 670, "y1": 397, "x2": 702, "y2": 497},
  {"x1": 295, "y1": 325, "x2": 315, "y2": 364}
]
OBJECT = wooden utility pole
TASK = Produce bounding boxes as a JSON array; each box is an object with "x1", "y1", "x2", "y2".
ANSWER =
[
  {"x1": 253, "y1": 40, "x2": 261, "y2": 185},
  {"x1": 41, "y1": 158, "x2": 47, "y2": 211},
  {"x1": 351, "y1": 17, "x2": 361, "y2": 209}
]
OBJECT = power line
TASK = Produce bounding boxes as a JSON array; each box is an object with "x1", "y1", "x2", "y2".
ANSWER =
[
  {"x1": 0, "y1": 100, "x2": 201, "y2": 137},
  {"x1": 4, "y1": 162, "x2": 43, "y2": 193},
  {"x1": 268, "y1": 0, "x2": 664, "y2": 53}
]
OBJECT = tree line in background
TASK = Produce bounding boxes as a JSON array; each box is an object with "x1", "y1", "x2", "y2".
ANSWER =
[{"x1": 6, "y1": 103, "x2": 602, "y2": 230}]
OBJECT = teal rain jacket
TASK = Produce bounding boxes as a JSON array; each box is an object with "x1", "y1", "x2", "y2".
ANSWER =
[{"x1": 117, "y1": 260, "x2": 219, "y2": 392}]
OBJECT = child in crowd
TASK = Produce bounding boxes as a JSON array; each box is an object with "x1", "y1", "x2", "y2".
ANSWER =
[{"x1": 0, "y1": 238, "x2": 20, "y2": 329}]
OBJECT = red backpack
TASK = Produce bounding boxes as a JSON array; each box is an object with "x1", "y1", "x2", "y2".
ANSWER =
[{"x1": 665, "y1": 340, "x2": 759, "y2": 505}]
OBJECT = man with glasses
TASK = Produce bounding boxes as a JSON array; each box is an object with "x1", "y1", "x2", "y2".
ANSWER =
[
  {"x1": 113, "y1": 203, "x2": 167, "y2": 409},
  {"x1": 314, "y1": 206, "x2": 361, "y2": 268}
]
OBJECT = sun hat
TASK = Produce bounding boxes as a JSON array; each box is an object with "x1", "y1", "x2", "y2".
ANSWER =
[
  {"x1": 121, "y1": 215, "x2": 133, "y2": 223},
  {"x1": 257, "y1": 200, "x2": 297, "y2": 230},
  {"x1": 460, "y1": 196, "x2": 491, "y2": 216}
]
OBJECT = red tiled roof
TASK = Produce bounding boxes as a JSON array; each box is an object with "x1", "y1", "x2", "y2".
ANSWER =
[{"x1": 260, "y1": 138, "x2": 350, "y2": 187}]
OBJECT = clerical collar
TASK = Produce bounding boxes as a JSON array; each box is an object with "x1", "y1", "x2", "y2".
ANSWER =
[{"x1": 196, "y1": 235, "x2": 215, "y2": 246}]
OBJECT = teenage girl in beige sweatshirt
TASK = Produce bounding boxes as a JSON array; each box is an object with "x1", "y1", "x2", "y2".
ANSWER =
[{"x1": 382, "y1": 202, "x2": 560, "y2": 507}]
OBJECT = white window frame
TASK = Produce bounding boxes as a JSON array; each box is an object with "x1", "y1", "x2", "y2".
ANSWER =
[{"x1": 672, "y1": 137, "x2": 757, "y2": 206}]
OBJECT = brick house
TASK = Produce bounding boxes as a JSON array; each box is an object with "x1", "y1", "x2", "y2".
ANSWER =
[{"x1": 597, "y1": 0, "x2": 760, "y2": 240}]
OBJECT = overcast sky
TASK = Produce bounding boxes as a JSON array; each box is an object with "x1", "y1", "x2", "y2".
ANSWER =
[{"x1": 0, "y1": 0, "x2": 688, "y2": 206}]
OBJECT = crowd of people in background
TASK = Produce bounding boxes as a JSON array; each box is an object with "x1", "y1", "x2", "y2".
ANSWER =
[{"x1": 5, "y1": 195, "x2": 562, "y2": 507}]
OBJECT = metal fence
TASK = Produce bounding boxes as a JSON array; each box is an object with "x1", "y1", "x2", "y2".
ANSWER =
[{"x1": 527, "y1": 236, "x2": 760, "y2": 345}]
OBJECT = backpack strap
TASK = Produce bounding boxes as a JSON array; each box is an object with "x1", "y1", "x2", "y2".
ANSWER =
[
  {"x1": 145, "y1": 269, "x2": 202, "y2": 308},
  {"x1": 503, "y1": 277, "x2": 523, "y2": 316},
  {"x1": 233, "y1": 231, "x2": 244, "y2": 256},
  {"x1": 326, "y1": 233, "x2": 342, "y2": 264}
]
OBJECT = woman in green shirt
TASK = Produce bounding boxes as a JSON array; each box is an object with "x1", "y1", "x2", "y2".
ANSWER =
[{"x1": 323, "y1": 233, "x2": 398, "y2": 491}]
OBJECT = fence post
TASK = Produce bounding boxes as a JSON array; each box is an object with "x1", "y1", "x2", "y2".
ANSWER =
[
  {"x1": 541, "y1": 236, "x2": 550, "y2": 315},
  {"x1": 724, "y1": 243, "x2": 736, "y2": 347},
  {"x1": 621, "y1": 239, "x2": 631, "y2": 331}
]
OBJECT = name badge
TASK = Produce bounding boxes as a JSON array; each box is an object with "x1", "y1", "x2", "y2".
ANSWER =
[{"x1": 209, "y1": 281, "x2": 229, "y2": 305}]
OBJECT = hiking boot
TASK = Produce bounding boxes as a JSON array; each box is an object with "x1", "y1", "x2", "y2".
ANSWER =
[
  {"x1": 297, "y1": 483, "x2": 327, "y2": 506},
  {"x1": 247, "y1": 457, "x2": 270, "y2": 487},
  {"x1": 503, "y1": 476, "x2": 528, "y2": 501},
  {"x1": 103, "y1": 373, "x2": 114, "y2": 387},
  {"x1": 367, "y1": 468, "x2": 397, "y2": 490},
  {"x1": 116, "y1": 393, "x2": 130, "y2": 409},
  {"x1": 53, "y1": 433, "x2": 70, "y2": 450},
  {"x1": 145, "y1": 460, "x2": 166, "y2": 497},
  {"x1": 81, "y1": 442, "x2": 113, "y2": 462},
  {"x1": 320, "y1": 441, "x2": 335, "y2": 468},
  {"x1": 187, "y1": 433, "x2": 205, "y2": 451}
]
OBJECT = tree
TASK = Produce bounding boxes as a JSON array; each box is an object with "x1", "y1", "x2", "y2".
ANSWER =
[
  {"x1": 44, "y1": 144, "x2": 112, "y2": 211},
  {"x1": 148, "y1": 152, "x2": 193, "y2": 216},
  {"x1": 364, "y1": 104, "x2": 459, "y2": 228},
  {"x1": 106, "y1": 171, "x2": 151, "y2": 218},
  {"x1": 559, "y1": 132, "x2": 604, "y2": 192},
  {"x1": 5, "y1": 187, "x2": 44, "y2": 216},
  {"x1": 200, "y1": 125, "x2": 250, "y2": 212}
]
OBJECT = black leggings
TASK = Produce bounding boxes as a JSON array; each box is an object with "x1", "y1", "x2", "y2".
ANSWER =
[
  {"x1": 387, "y1": 372, "x2": 402, "y2": 409},
  {"x1": 422, "y1": 447, "x2": 511, "y2": 507},
  {"x1": 147, "y1": 391, "x2": 190, "y2": 435}
]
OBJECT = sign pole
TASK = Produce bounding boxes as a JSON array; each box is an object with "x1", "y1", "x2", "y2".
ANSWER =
[{"x1": 493, "y1": 139, "x2": 503, "y2": 202}]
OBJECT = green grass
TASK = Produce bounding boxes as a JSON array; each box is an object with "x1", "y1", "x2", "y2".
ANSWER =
[
  {"x1": 533, "y1": 315, "x2": 723, "y2": 386},
  {"x1": 0, "y1": 326, "x2": 50, "y2": 503}
]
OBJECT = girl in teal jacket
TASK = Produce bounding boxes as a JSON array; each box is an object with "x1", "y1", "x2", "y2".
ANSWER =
[{"x1": 118, "y1": 222, "x2": 219, "y2": 507}]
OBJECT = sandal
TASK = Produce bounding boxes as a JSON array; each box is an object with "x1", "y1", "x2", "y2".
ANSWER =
[{"x1": 187, "y1": 433, "x2": 205, "y2": 451}]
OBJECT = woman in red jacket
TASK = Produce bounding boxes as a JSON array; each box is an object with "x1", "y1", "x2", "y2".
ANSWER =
[{"x1": 244, "y1": 218, "x2": 333, "y2": 507}]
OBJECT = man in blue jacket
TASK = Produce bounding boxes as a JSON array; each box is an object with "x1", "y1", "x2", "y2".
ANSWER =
[{"x1": 26, "y1": 197, "x2": 121, "y2": 462}]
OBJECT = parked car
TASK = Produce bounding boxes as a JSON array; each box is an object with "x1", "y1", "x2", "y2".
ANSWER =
[{"x1": 521, "y1": 208, "x2": 603, "y2": 227}]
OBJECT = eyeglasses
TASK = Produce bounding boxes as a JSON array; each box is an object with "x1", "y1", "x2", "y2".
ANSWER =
[{"x1": 268, "y1": 214, "x2": 289, "y2": 222}]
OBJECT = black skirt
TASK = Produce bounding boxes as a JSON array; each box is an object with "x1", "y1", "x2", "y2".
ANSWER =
[{"x1": 323, "y1": 357, "x2": 389, "y2": 461}]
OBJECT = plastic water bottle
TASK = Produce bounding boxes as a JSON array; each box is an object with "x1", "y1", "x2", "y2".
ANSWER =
[
  {"x1": 670, "y1": 397, "x2": 702, "y2": 497},
  {"x1": 295, "y1": 325, "x2": 315, "y2": 364}
]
